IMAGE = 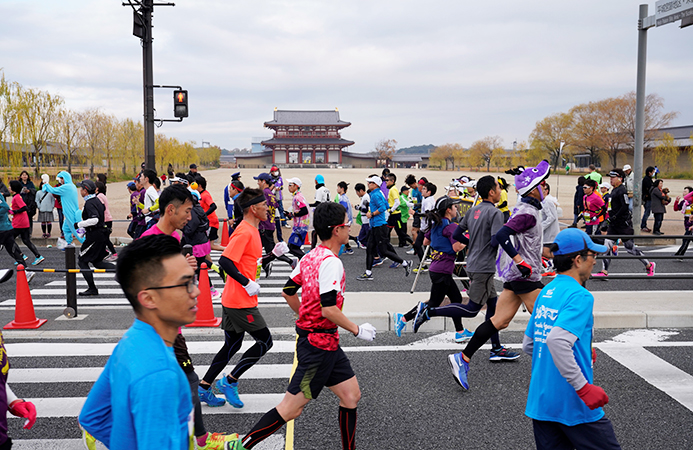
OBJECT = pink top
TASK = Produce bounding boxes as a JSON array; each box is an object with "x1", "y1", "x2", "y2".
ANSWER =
[
  {"x1": 140, "y1": 224, "x2": 181, "y2": 242},
  {"x1": 96, "y1": 193, "x2": 113, "y2": 223},
  {"x1": 10, "y1": 194, "x2": 30, "y2": 229}
]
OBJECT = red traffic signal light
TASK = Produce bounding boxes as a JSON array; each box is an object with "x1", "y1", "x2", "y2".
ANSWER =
[{"x1": 173, "y1": 90, "x2": 188, "y2": 118}]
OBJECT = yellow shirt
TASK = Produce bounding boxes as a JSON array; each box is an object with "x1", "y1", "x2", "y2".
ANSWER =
[
  {"x1": 498, "y1": 190, "x2": 509, "y2": 213},
  {"x1": 388, "y1": 186, "x2": 401, "y2": 215}
]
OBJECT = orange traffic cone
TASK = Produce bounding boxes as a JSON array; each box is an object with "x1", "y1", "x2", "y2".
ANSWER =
[
  {"x1": 186, "y1": 263, "x2": 222, "y2": 327},
  {"x1": 5, "y1": 265, "x2": 47, "y2": 330},
  {"x1": 304, "y1": 231, "x2": 311, "y2": 246},
  {"x1": 221, "y1": 219, "x2": 230, "y2": 246}
]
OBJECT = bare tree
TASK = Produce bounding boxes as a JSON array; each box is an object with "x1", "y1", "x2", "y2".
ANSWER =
[
  {"x1": 529, "y1": 112, "x2": 574, "y2": 169},
  {"x1": 56, "y1": 108, "x2": 83, "y2": 173},
  {"x1": 15, "y1": 86, "x2": 63, "y2": 177},
  {"x1": 375, "y1": 139, "x2": 397, "y2": 168}
]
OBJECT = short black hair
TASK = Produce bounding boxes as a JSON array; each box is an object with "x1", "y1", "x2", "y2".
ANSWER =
[
  {"x1": 550, "y1": 244, "x2": 590, "y2": 273},
  {"x1": 400, "y1": 185, "x2": 409, "y2": 194},
  {"x1": 142, "y1": 169, "x2": 157, "y2": 185},
  {"x1": 423, "y1": 182, "x2": 437, "y2": 196},
  {"x1": 337, "y1": 181, "x2": 349, "y2": 192},
  {"x1": 313, "y1": 202, "x2": 347, "y2": 241},
  {"x1": 354, "y1": 183, "x2": 366, "y2": 192},
  {"x1": 646, "y1": 166, "x2": 655, "y2": 176},
  {"x1": 405, "y1": 174, "x2": 416, "y2": 186},
  {"x1": 476, "y1": 175, "x2": 497, "y2": 200},
  {"x1": 175, "y1": 172, "x2": 188, "y2": 180},
  {"x1": 237, "y1": 188, "x2": 264, "y2": 214},
  {"x1": 577, "y1": 176, "x2": 586, "y2": 186},
  {"x1": 544, "y1": 182, "x2": 551, "y2": 194},
  {"x1": 381, "y1": 168, "x2": 390, "y2": 176},
  {"x1": 584, "y1": 179, "x2": 598, "y2": 190},
  {"x1": 153, "y1": 177, "x2": 161, "y2": 189},
  {"x1": 159, "y1": 184, "x2": 193, "y2": 212},
  {"x1": 196, "y1": 175, "x2": 207, "y2": 190},
  {"x1": 95, "y1": 181, "x2": 107, "y2": 195},
  {"x1": 387, "y1": 173, "x2": 397, "y2": 182},
  {"x1": 97, "y1": 173, "x2": 107, "y2": 184},
  {"x1": 9, "y1": 180, "x2": 21, "y2": 194},
  {"x1": 117, "y1": 234, "x2": 183, "y2": 312},
  {"x1": 231, "y1": 180, "x2": 244, "y2": 192}
]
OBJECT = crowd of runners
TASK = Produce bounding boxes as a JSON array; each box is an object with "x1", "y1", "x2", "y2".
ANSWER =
[{"x1": 2, "y1": 161, "x2": 679, "y2": 448}]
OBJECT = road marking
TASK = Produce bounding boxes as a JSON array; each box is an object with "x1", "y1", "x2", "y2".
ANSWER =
[
  {"x1": 13, "y1": 436, "x2": 286, "y2": 450},
  {"x1": 44, "y1": 278, "x2": 289, "y2": 286}
]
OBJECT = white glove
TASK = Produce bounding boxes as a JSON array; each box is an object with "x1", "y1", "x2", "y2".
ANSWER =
[
  {"x1": 355, "y1": 323, "x2": 376, "y2": 341},
  {"x1": 272, "y1": 241, "x2": 290, "y2": 257},
  {"x1": 243, "y1": 280, "x2": 261, "y2": 296}
]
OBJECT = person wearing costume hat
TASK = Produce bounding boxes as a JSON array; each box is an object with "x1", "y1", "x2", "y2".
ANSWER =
[
  {"x1": 448, "y1": 161, "x2": 551, "y2": 390},
  {"x1": 309, "y1": 175, "x2": 331, "y2": 249}
]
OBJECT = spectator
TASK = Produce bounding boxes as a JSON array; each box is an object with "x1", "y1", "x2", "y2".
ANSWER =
[
  {"x1": 36, "y1": 174, "x2": 55, "y2": 239},
  {"x1": 623, "y1": 164, "x2": 634, "y2": 210},
  {"x1": 18, "y1": 171, "x2": 37, "y2": 235},
  {"x1": 650, "y1": 179, "x2": 669, "y2": 235},
  {"x1": 640, "y1": 166, "x2": 655, "y2": 232}
]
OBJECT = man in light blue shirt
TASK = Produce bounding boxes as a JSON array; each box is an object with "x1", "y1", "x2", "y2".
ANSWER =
[
  {"x1": 523, "y1": 228, "x2": 621, "y2": 449},
  {"x1": 79, "y1": 234, "x2": 200, "y2": 449}
]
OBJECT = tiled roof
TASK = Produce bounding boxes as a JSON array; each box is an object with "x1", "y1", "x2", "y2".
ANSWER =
[
  {"x1": 264, "y1": 110, "x2": 351, "y2": 127},
  {"x1": 261, "y1": 138, "x2": 354, "y2": 146}
]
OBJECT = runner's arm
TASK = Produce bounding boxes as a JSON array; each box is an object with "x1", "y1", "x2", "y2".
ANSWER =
[
  {"x1": 282, "y1": 278, "x2": 302, "y2": 314},
  {"x1": 546, "y1": 326, "x2": 588, "y2": 390},
  {"x1": 322, "y1": 301, "x2": 359, "y2": 336},
  {"x1": 205, "y1": 202, "x2": 217, "y2": 216},
  {"x1": 218, "y1": 255, "x2": 250, "y2": 286},
  {"x1": 295, "y1": 205, "x2": 309, "y2": 217},
  {"x1": 522, "y1": 333, "x2": 534, "y2": 356}
]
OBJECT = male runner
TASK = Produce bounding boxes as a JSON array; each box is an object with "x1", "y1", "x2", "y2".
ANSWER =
[
  {"x1": 199, "y1": 188, "x2": 274, "y2": 409},
  {"x1": 232, "y1": 202, "x2": 376, "y2": 450},
  {"x1": 285, "y1": 177, "x2": 309, "y2": 259},
  {"x1": 411, "y1": 176, "x2": 518, "y2": 357},
  {"x1": 524, "y1": 228, "x2": 621, "y2": 449},
  {"x1": 405, "y1": 174, "x2": 423, "y2": 249},
  {"x1": 412, "y1": 182, "x2": 437, "y2": 267},
  {"x1": 597, "y1": 169, "x2": 655, "y2": 277},
  {"x1": 74, "y1": 180, "x2": 115, "y2": 296},
  {"x1": 356, "y1": 176, "x2": 411, "y2": 281},
  {"x1": 448, "y1": 161, "x2": 550, "y2": 390},
  {"x1": 80, "y1": 235, "x2": 200, "y2": 449},
  {"x1": 139, "y1": 169, "x2": 159, "y2": 229}
]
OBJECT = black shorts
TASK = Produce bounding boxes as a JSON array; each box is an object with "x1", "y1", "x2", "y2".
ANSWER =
[
  {"x1": 209, "y1": 227, "x2": 219, "y2": 242},
  {"x1": 412, "y1": 216, "x2": 421, "y2": 229},
  {"x1": 502, "y1": 279, "x2": 545, "y2": 295},
  {"x1": 222, "y1": 306, "x2": 267, "y2": 333},
  {"x1": 79, "y1": 231, "x2": 109, "y2": 264},
  {"x1": 387, "y1": 213, "x2": 401, "y2": 228},
  {"x1": 287, "y1": 337, "x2": 355, "y2": 400}
]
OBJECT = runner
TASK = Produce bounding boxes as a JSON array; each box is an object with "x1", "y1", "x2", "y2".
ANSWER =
[
  {"x1": 255, "y1": 173, "x2": 294, "y2": 271},
  {"x1": 8, "y1": 181, "x2": 44, "y2": 266},
  {"x1": 448, "y1": 161, "x2": 550, "y2": 390},
  {"x1": 411, "y1": 182, "x2": 437, "y2": 268},
  {"x1": 356, "y1": 175, "x2": 412, "y2": 281},
  {"x1": 285, "y1": 177, "x2": 309, "y2": 259},
  {"x1": 408, "y1": 176, "x2": 515, "y2": 357},
  {"x1": 94, "y1": 181, "x2": 118, "y2": 260},
  {"x1": 140, "y1": 169, "x2": 160, "y2": 230},
  {"x1": 523, "y1": 228, "x2": 621, "y2": 450},
  {"x1": 233, "y1": 202, "x2": 376, "y2": 450},
  {"x1": 336, "y1": 181, "x2": 355, "y2": 254},
  {"x1": 405, "y1": 174, "x2": 423, "y2": 251},
  {"x1": 80, "y1": 234, "x2": 202, "y2": 449},
  {"x1": 310, "y1": 174, "x2": 331, "y2": 249},
  {"x1": 596, "y1": 169, "x2": 655, "y2": 278},
  {"x1": 198, "y1": 188, "x2": 274, "y2": 409},
  {"x1": 41, "y1": 171, "x2": 84, "y2": 246},
  {"x1": 386, "y1": 173, "x2": 412, "y2": 249}
]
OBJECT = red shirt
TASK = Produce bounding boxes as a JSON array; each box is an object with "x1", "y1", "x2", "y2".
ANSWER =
[
  {"x1": 199, "y1": 190, "x2": 219, "y2": 229},
  {"x1": 11, "y1": 194, "x2": 30, "y2": 229}
]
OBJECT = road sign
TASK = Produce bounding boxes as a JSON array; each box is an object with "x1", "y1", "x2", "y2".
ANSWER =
[{"x1": 656, "y1": 0, "x2": 693, "y2": 26}]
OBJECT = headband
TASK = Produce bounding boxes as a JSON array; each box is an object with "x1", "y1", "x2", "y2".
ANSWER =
[{"x1": 241, "y1": 195, "x2": 265, "y2": 209}]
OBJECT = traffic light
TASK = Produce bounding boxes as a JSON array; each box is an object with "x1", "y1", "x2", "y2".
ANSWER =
[{"x1": 173, "y1": 90, "x2": 188, "y2": 118}]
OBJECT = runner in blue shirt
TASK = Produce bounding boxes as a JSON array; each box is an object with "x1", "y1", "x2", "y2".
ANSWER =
[{"x1": 523, "y1": 228, "x2": 621, "y2": 449}]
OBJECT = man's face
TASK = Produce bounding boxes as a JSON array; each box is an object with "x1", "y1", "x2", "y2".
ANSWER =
[
  {"x1": 386, "y1": 178, "x2": 395, "y2": 188},
  {"x1": 170, "y1": 199, "x2": 193, "y2": 230},
  {"x1": 332, "y1": 213, "x2": 351, "y2": 245},
  {"x1": 490, "y1": 182, "x2": 502, "y2": 203},
  {"x1": 147, "y1": 255, "x2": 199, "y2": 327},
  {"x1": 422, "y1": 186, "x2": 430, "y2": 197},
  {"x1": 355, "y1": 189, "x2": 364, "y2": 198},
  {"x1": 80, "y1": 188, "x2": 88, "y2": 198},
  {"x1": 190, "y1": 168, "x2": 197, "y2": 174},
  {"x1": 257, "y1": 180, "x2": 267, "y2": 190},
  {"x1": 625, "y1": 169, "x2": 632, "y2": 175},
  {"x1": 610, "y1": 176, "x2": 621, "y2": 187},
  {"x1": 367, "y1": 182, "x2": 378, "y2": 191},
  {"x1": 251, "y1": 200, "x2": 269, "y2": 221},
  {"x1": 577, "y1": 251, "x2": 597, "y2": 282},
  {"x1": 288, "y1": 183, "x2": 298, "y2": 194}
]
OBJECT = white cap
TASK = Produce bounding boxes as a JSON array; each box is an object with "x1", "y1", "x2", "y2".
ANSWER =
[
  {"x1": 462, "y1": 180, "x2": 477, "y2": 189},
  {"x1": 599, "y1": 182, "x2": 612, "y2": 191},
  {"x1": 623, "y1": 164, "x2": 632, "y2": 171},
  {"x1": 366, "y1": 176, "x2": 381, "y2": 185},
  {"x1": 286, "y1": 177, "x2": 302, "y2": 187}
]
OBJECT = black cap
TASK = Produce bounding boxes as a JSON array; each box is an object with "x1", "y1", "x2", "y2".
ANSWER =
[
  {"x1": 189, "y1": 163, "x2": 197, "y2": 169},
  {"x1": 77, "y1": 179, "x2": 97, "y2": 193}
]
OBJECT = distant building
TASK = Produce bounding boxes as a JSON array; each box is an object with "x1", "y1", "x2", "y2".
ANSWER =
[{"x1": 251, "y1": 137, "x2": 271, "y2": 154}]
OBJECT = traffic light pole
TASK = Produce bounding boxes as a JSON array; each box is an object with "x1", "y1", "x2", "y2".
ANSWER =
[{"x1": 142, "y1": 0, "x2": 156, "y2": 171}]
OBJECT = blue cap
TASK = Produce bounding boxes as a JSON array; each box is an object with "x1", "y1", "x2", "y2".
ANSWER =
[
  {"x1": 315, "y1": 174, "x2": 325, "y2": 184},
  {"x1": 127, "y1": 182, "x2": 136, "y2": 189},
  {"x1": 231, "y1": 172, "x2": 241, "y2": 180},
  {"x1": 553, "y1": 228, "x2": 608, "y2": 255},
  {"x1": 253, "y1": 173, "x2": 272, "y2": 182}
]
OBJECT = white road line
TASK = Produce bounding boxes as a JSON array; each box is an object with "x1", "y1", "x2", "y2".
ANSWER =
[
  {"x1": 10, "y1": 364, "x2": 293, "y2": 383},
  {"x1": 599, "y1": 344, "x2": 693, "y2": 413},
  {"x1": 13, "y1": 436, "x2": 285, "y2": 450}
]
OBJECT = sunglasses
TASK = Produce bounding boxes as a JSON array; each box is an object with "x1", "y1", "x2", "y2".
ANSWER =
[{"x1": 329, "y1": 221, "x2": 352, "y2": 229}]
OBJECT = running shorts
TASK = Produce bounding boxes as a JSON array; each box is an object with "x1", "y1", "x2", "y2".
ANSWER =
[
  {"x1": 287, "y1": 337, "x2": 355, "y2": 400},
  {"x1": 468, "y1": 272, "x2": 497, "y2": 306},
  {"x1": 502, "y1": 279, "x2": 545, "y2": 295},
  {"x1": 222, "y1": 306, "x2": 267, "y2": 333},
  {"x1": 209, "y1": 226, "x2": 219, "y2": 242}
]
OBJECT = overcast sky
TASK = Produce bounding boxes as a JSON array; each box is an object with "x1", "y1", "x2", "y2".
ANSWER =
[{"x1": 1, "y1": 0, "x2": 691, "y2": 152}]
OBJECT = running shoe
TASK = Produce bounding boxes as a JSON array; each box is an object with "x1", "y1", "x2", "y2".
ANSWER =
[
  {"x1": 79, "y1": 288, "x2": 99, "y2": 296},
  {"x1": 412, "y1": 302, "x2": 429, "y2": 333},
  {"x1": 394, "y1": 312, "x2": 406, "y2": 337},
  {"x1": 26, "y1": 272, "x2": 35, "y2": 284},
  {"x1": 489, "y1": 346, "x2": 521, "y2": 362},
  {"x1": 223, "y1": 438, "x2": 244, "y2": 450},
  {"x1": 612, "y1": 245, "x2": 618, "y2": 256},
  {"x1": 210, "y1": 287, "x2": 222, "y2": 301},
  {"x1": 404, "y1": 260, "x2": 413, "y2": 277},
  {"x1": 447, "y1": 352, "x2": 469, "y2": 390},
  {"x1": 356, "y1": 272, "x2": 374, "y2": 281},
  {"x1": 23, "y1": 254, "x2": 28, "y2": 261},
  {"x1": 82, "y1": 429, "x2": 97, "y2": 450},
  {"x1": 32, "y1": 255, "x2": 45, "y2": 266},
  {"x1": 454, "y1": 329, "x2": 474, "y2": 343},
  {"x1": 264, "y1": 262, "x2": 273, "y2": 278},
  {"x1": 372, "y1": 258, "x2": 385, "y2": 267},
  {"x1": 592, "y1": 271, "x2": 608, "y2": 278},
  {"x1": 198, "y1": 385, "x2": 226, "y2": 407},
  {"x1": 105, "y1": 253, "x2": 118, "y2": 262},
  {"x1": 405, "y1": 248, "x2": 415, "y2": 255},
  {"x1": 344, "y1": 248, "x2": 354, "y2": 255},
  {"x1": 389, "y1": 262, "x2": 401, "y2": 268},
  {"x1": 646, "y1": 261, "x2": 656, "y2": 277},
  {"x1": 216, "y1": 375, "x2": 244, "y2": 408},
  {"x1": 541, "y1": 271, "x2": 555, "y2": 277},
  {"x1": 412, "y1": 267, "x2": 427, "y2": 274},
  {"x1": 199, "y1": 432, "x2": 240, "y2": 450}
]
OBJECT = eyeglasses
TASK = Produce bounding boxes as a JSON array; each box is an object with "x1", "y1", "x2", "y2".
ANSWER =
[
  {"x1": 145, "y1": 278, "x2": 198, "y2": 294},
  {"x1": 580, "y1": 252, "x2": 597, "y2": 259},
  {"x1": 329, "y1": 221, "x2": 352, "y2": 229}
]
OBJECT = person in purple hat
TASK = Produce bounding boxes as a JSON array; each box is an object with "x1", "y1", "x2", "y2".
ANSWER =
[{"x1": 448, "y1": 160, "x2": 551, "y2": 390}]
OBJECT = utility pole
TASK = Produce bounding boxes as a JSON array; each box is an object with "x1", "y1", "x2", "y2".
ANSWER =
[{"x1": 141, "y1": 0, "x2": 155, "y2": 171}]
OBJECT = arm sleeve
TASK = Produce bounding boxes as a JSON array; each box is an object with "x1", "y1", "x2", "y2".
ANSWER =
[
  {"x1": 205, "y1": 202, "x2": 217, "y2": 216},
  {"x1": 491, "y1": 225, "x2": 518, "y2": 258},
  {"x1": 283, "y1": 278, "x2": 302, "y2": 296},
  {"x1": 296, "y1": 205, "x2": 309, "y2": 217},
  {"x1": 546, "y1": 326, "x2": 588, "y2": 390},
  {"x1": 522, "y1": 333, "x2": 534, "y2": 357},
  {"x1": 6, "y1": 384, "x2": 17, "y2": 404},
  {"x1": 219, "y1": 255, "x2": 250, "y2": 286},
  {"x1": 320, "y1": 290, "x2": 338, "y2": 307},
  {"x1": 390, "y1": 197, "x2": 400, "y2": 212},
  {"x1": 497, "y1": 200, "x2": 508, "y2": 209},
  {"x1": 12, "y1": 205, "x2": 28, "y2": 214},
  {"x1": 77, "y1": 218, "x2": 99, "y2": 228},
  {"x1": 452, "y1": 225, "x2": 469, "y2": 245}
]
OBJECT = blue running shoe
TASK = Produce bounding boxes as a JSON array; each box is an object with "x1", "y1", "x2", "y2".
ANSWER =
[
  {"x1": 389, "y1": 262, "x2": 400, "y2": 268},
  {"x1": 454, "y1": 329, "x2": 474, "y2": 343},
  {"x1": 32, "y1": 255, "x2": 45, "y2": 266},
  {"x1": 373, "y1": 258, "x2": 386, "y2": 267},
  {"x1": 198, "y1": 385, "x2": 225, "y2": 407},
  {"x1": 216, "y1": 375, "x2": 244, "y2": 408},
  {"x1": 489, "y1": 346, "x2": 520, "y2": 362},
  {"x1": 412, "y1": 302, "x2": 429, "y2": 333},
  {"x1": 447, "y1": 352, "x2": 470, "y2": 390},
  {"x1": 394, "y1": 313, "x2": 406, "y2": 337}
]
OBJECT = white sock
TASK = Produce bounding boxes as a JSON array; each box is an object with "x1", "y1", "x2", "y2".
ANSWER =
[
  {"x1": 402, "y1": 261, "x2": 408, "y2": 267},
  {"x1": 366, "y1": 270, "x2": 372, "y2": 276}
]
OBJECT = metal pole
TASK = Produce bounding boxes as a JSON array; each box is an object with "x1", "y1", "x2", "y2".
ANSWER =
[
  {"x1": 633, "y1": 4, "x2": 649, "y2": 235},
  {"x1": 142, "y1": 0, "x2": 156, "y2": 171},
  {"x1": 65, "y1": 246, "x2": 77, "y2": 317}
]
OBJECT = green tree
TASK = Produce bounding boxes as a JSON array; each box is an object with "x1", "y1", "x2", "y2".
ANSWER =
[
  {"x1": 653, "y1": 133, "x2": 679, "y2": 174},
  {"x1": 15, "y1": 86, "x2": 63, "y2": 177},
  {"x1": 55, "y1": 108, "x2": 83, "y2": 173}
]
